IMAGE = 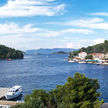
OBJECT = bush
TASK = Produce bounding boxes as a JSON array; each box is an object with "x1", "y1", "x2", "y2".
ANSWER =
[
  {"x1": 12, "y1": 73, "x2": 103, "y2": 108},
  {"x1": 85, "y1": 55, "x2": 93, "y2": 59}
]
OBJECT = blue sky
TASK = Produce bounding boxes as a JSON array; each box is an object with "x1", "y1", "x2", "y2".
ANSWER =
[{"x1": 0, "y1": 0, "x2": 108, "y2": 50}]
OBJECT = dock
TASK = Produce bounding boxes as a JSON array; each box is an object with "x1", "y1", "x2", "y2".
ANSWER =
[
  {"x1": 0, "y1": 88, "x2": 9, "y2": 99},
  {"x1": 0, "y1": 100, "x2": 17, "y2": 106},
  {"x1": 101, "y1": 103, "x2": 108, "y2": 108},
  {"x1": 0, "y1": 88, "x2": 18, "y2": 107}
]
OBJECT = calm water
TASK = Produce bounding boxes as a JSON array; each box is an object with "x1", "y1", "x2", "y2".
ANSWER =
[{"x1": 0, "y1": 54, "x2": 108, "y2": 102}]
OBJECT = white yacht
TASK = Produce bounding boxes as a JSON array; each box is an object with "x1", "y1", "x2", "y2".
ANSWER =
[
  {"x1": 78, "y1": 61, "x2": 86, "y2": 64},
  {"x1": 5, "y1": 85, "x2": 22, "y2": 100}
]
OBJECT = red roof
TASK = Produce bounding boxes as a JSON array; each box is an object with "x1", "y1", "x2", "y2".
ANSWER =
[{"x1": 90, "y1": 53, "x2": 104, "y2": 56}]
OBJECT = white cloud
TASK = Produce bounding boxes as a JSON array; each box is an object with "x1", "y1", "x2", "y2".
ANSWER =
[
  {"x1": 92, "y1": 38, "x2": 105, "y2": 45},
  {"x1": 89, "y1": 12, "x2": 108, "y2": 17},
  {"x1": 0, "y1": 22, "x2": 94, "y2": 36},
  {"x1": 0, "y1": 23, "x2": 41, "y2": 34},
  {"x1": 0, "y1": 0, "x2": 65, "y2": 17},
  {"x1": 66, "y1": 43, "x2": 81, "y2": 49},
  {"x1": 60, "y1": 18, "x2": 108, "y2": 30},
  {"x1": 0, "y1": 22, "x2": 94, "y2": 50},
  {"x1": 62, "y1": 28, "x2": 94, "y2": 34}
]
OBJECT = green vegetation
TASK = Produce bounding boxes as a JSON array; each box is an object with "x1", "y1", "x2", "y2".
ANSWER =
[
  {"x1": 85, "y1": 55, "x2": 93, "y2": 59},
  {"x1": 0, "y1": 45, "x2": 23, "y2": 59},
  {"x1": 69, "y1": 40, "x2": 108, "y2": 59},
  {"x1": 52, "y1": 51, "x2": 68, "y2": 54},
  {"x1": 12, "y1": 73, "x2": 103, "y2": 108}
]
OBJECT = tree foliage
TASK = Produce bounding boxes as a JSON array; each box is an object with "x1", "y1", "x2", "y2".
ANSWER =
[
  {"x1": 85, "y1": 55, "x2": 93, "y2": 59},
  {"x1": 0, "y1": 45, "x2": 23, "y2": 59},
  {"x1": 12, "y1": 73, "x2": 103, "y2": 108}
]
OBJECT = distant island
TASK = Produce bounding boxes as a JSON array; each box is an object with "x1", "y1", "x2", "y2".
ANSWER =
[
  {"x1": 26, "y1": 48, "x2": 77, "y2": 55},
  {"x1": 0, "y1": 45, "x2": 24, "y2": 59},
  {"x1": 52, "y1": 51, "x2": 69, "y2": 54}
]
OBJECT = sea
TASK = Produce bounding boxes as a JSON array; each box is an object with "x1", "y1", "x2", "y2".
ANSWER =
[{"x1": 0, "y1": 54, "x2": 108, "y2": 102}]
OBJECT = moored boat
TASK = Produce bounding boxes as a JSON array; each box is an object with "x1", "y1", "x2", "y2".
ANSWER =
[
  {"x1": 5, "y1": 85, "x2": 22, "y2": 100},
  {"x1": 78, "y1": 61, "x2": 86, "y2": 64},
  {"x1": 68, "y1": 60, "x2": 75, "y2": 63}
]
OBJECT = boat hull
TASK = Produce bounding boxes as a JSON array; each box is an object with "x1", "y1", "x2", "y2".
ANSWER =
[{"x1": 5, "y1": 91, "x2": 22, "y2": 100}]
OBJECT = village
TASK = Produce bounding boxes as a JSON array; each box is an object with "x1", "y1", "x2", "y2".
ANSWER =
[{"x1": 68, "y1": 52, "x2": 108, "y2": 65}]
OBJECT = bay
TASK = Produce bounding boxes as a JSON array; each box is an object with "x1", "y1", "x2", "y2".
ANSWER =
[{"x1": 0, "y1": 54, "x2": 108, "y2": 102}]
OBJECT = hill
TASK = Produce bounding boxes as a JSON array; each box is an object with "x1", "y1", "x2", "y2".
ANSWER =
[
  {"x1": 52, "y1": 51, "x2": 69, "y2": 54},
  {"x1": 26, "y1": 48, "x2": 77, "y2": 54},
  {"x1": 0, "y1": 45, "x2": 24, "y2": 59},
  {"x1": 69, "y1": 40, "x2": 108, "y2": 58}
]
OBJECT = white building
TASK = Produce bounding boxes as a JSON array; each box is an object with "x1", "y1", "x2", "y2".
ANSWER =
[
  {"x1": 105, "y1": 53, "x2": 108, "y2": 59},
  {"x1": 78, "y1": 52, "x2": 87, "y2": 60},
  {"x1": 90, "y1": 53, "x2": 105, "y2": 60}
]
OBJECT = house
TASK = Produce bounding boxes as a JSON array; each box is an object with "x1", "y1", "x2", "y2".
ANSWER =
[
  {"x1": 89, "y1": 53, "x2": 104, "y2": 60},
  {"x1": 104, "y1": 53, "x2": 108, "y2": 59},
  {"x1": 78, "y1": 52, "x2": 87, "y2": 60}
]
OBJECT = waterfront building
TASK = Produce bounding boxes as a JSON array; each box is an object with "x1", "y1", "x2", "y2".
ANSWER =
[
  {"x1": 89, "y1": 53, "x2": 104, "y2": 60},
  {"x1": 105, "y1": 53, "x2": 108, "y2": 59},
  {"x1": 78, "y1": 52, "x2": 87, "y2": 60}
]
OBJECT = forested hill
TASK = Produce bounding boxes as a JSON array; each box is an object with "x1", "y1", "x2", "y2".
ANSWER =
[
  {"x1": 0, "y1": 45, "x2": 24, "y2": 59},
  {"x1": 70, "y1": 40, "x2": 108, "y2": 56}
]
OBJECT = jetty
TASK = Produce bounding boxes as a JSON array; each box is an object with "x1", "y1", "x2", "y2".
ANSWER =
[
  {"x1": 0, "y1": 88, "x2": 18, "y2": 107},
  {"x1": 0, "y1": 88, "x2": 9, "y2": 99},
  {"x1": 101, "y1": 103, "x2": 108, "y2": 108}
]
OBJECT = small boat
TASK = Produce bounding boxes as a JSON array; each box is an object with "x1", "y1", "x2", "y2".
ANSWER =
[
  {"x1": 5, "y1": 85, "x2": 22, "y2": 100},
  {"x1": 68, "y1": 60, "x2": 75, "y2": 63},
  {"x1": 7, "y1": 58, "x2": 12, "y2": 61},
  {"x1": 78, "y1": 61, "x2": 86, "y2": 64}
]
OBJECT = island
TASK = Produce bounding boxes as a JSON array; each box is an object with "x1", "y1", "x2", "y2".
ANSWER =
[
  {"x1": 52, "y1": 51, "x2": 69, "y2": 54},
  {"x1": 0, "y1": 45, "x2": 24, "y2": 59}
]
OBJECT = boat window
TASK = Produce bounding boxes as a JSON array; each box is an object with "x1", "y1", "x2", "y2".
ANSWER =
[{"x1": 15, "y1": 89, "x2": 19, "y2": 92}]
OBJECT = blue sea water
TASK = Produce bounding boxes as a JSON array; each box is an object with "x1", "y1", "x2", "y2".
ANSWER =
[{"x1": 0, "y1": 54, "x2": 108, "y2": 102}]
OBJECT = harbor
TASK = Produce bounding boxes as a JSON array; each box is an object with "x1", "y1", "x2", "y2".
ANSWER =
[{"x1": 68, "y1": 52, "x2": 108, "y2": 65}]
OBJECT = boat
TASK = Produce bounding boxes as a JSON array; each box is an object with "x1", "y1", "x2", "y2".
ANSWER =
[
  {"x1": 68, "y1": 60, "x2": 75, "y2": 63},
  {"x1": 7, "y1": 58, "x2": 12, "y2": 61},
  {"x1": 78, "y1": 61, "x2": 86, "y2": 64},
  {"x1": 5, "y1": 85, "x2": 22, "y2": 100}
]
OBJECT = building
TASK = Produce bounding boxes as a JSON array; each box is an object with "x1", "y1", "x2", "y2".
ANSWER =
[
  {"x1": 104, "y1": 53, "x2": 108, "y2": 59},
  {"x1": 89, "y1": 53, "x2": 104, "y2": 60},
  {"x1": 78, "y1": 52, "x2": 87, "y2": 59}
]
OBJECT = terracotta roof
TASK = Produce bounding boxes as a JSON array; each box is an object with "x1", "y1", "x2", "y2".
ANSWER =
[{"x1": 90, "y1": 53, "x2": 104, "y2": 55}]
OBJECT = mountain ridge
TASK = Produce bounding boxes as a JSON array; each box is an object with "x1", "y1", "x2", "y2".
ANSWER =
[{"x1": 26, "y1": 48, "x2": 77, "y2": 54}]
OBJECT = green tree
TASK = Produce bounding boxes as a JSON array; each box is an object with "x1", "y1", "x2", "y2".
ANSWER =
[
  {"x1": 52, "y1": 73, "x2": 103, "y2": 108},
  {"x1": 85, "y1": 55, "x2": 93, "y2": 59},
  {"x1": 0, "y1": 45, "x2": 23, "y2": 59},
  {"x1": 12, "y1": 73, "x2": 103, "y2": 108}
]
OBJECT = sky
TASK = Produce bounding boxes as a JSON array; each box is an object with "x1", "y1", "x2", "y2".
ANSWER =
[{"x1": 0, "y1": 0, "x2": 108, "y2": 50}]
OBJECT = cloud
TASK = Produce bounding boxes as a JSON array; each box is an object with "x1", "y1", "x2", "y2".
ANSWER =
[
  {"x1": 0, "y1": 22, "x2": 95, "y2": 50},
  {"x1": 52, "y1": 17, "x2": 108, "y2": 30},
  {"x1": 62, "y1": 28, "x2": 94, "y2": 34},
  {"x1": 89, "y1": 12, "x2": 108, "y2": 17},
  {"x1": 0, "y1": 23, "x2": 42, "y2": 35},
  {"x1": 92, "y1": 38, "x2": 105, "y2": 45},
  {"x1": 0, "y1": 22, "x2": 94, "y2": 36},
  {"x1": 0, "y1": 0, "x2": 65, "y2": 17},
  {"x1": 66, "y1": 43, "x2": 81, "y2": 49}
]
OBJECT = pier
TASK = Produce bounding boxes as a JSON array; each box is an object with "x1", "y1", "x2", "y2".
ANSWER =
[
  {"x1": 0, "y1": 88, "x2": 9, "y2": 99},
  {"x1": 0, "y1": 88, "x2": 18, "y2": 107}
]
